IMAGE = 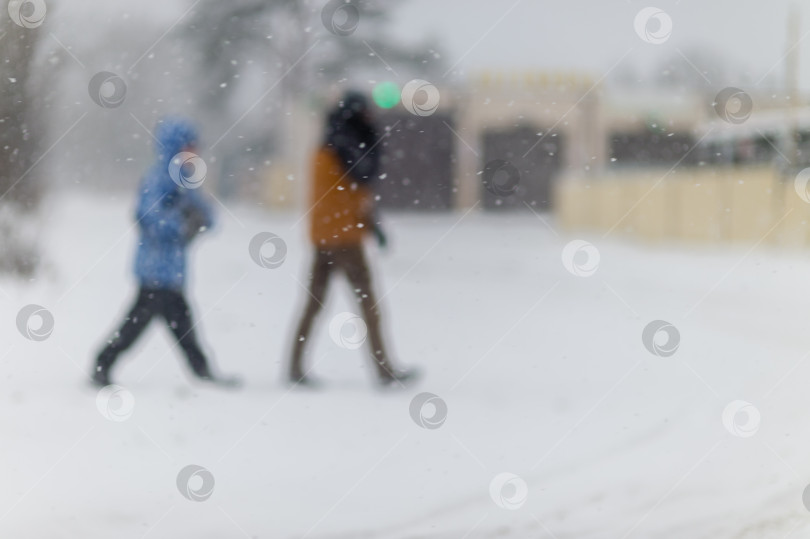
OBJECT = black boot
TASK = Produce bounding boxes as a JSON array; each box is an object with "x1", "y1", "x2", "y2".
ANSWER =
[
  {"x1": 91, "y1": 365, "x2": 111, "y2": 387},
  {"x1": 378, "y1": 367, "x2": 421, "y2": 388},
  {"x1": 287, "y1": 370, "x2": 322, "y2": 388},
  {"x1": 91, "y1": 348, "x2": 116, "y2": 387}
]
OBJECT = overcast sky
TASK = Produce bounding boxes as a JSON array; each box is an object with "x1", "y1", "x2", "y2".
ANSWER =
[
  {"x1": 57, "y1": 0, "x2": 810, "y2": 92},
  {"x1": 390, "y1": 0, "x2": 810, "y2": 91}
]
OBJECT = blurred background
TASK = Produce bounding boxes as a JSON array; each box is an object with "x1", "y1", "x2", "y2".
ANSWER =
[
  {"x1": 5, "y1": 0, "x2": 810, "y2": 267},
  {"x1": 6, "y1": 1, "x2": 810, "y2": 538}
]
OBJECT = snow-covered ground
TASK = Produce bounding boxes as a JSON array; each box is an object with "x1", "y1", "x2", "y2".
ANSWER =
[{"x1": 3, "y1": 189, "x2": 810, "y2": 538}]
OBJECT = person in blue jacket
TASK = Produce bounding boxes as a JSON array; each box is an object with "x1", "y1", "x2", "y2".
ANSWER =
[{"x1": 92, "y1": 117, "x2": 238, "y2": 388}]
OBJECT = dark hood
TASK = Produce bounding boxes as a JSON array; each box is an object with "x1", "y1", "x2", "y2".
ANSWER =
[{"x1": 325, "y1": 92, "x2": 380, "y2": 184}]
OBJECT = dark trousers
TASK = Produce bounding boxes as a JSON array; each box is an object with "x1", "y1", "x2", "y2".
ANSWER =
[
  {"x1": 290, "y1": 245, "x2": 392, "y2": 379},
  {"x1": 96, "y1": 287, "x2": 210, "y2": 377}
]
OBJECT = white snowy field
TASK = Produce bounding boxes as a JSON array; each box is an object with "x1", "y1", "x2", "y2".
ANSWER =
[{"x1": 4, "y1": 190, "x2": 810, "y2": 538}]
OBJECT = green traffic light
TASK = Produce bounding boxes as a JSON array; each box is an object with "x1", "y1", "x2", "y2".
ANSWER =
[{"x1": 372, "y1": 81, "x2": 400, "y2": 109}]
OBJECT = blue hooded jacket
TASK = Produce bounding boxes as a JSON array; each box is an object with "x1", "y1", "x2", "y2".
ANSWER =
[{"x1": 134, "y1": 118, "x2": 215, "y2": 291}]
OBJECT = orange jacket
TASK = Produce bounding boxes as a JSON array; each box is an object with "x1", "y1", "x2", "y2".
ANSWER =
[{"x1": 309, "y1": 147, "x2": 373, "y2": 247}]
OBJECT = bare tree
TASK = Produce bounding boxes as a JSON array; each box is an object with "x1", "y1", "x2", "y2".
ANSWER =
[
  {"x1": 182, "y1": 0, "x2": 445, "y2": 194},
  {"x1": 0, "y1": 0, "x2": 46, "y2": 275}
]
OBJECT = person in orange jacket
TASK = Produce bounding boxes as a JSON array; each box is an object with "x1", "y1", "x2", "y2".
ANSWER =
[{"x1": 288, "y1": 91, "x2": 417, "y2": 387}]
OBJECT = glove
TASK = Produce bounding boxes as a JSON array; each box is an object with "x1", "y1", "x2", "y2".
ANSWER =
[
  {"x1": 372, "y1": 222, "x2": 388, "y2": 250},
  {"x1": 183, "y1": 205, "x2": 208, "y2": 242}
]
